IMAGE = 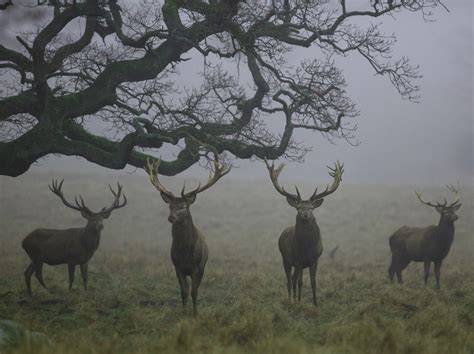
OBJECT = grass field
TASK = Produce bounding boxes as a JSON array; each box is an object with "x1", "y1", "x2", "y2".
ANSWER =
[{"x1": 0, "y1": 174, "x2": 473, "y2": 354}]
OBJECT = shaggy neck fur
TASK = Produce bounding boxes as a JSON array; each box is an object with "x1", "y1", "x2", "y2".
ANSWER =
[
  {"x1": 437, "y1": 217, "x2": 455, "y2": 239},
  {"x1": 295, "y1": 214, "x2": 320, "y2": 244},
  {"x1": 82, "y1": 222, "x2": 102, "y2": 251},
  {"x1": 171, "y1": 213, "x2": 197, "y2": 249}
]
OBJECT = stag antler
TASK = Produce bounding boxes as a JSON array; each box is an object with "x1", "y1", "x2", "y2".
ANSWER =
[
  {"x1": 414, "y1": 190, "x2": 443, "y2": 208},
  {"x1": 49, "y1": 179, "x2": 92, "y2": 214},
  {"x1": 145, "y1": 156, "x2": 231, "y2": 199},
  {"x1": 101, "y1": 182, "x2": 127, "y2": 216},
  {"x1": 415, "y1": 185, "x2": 461, "y2": 209},
  {"x1": 145, "y1": 158, "x2": 176, "y2": 199},
  {"x1": 181, "y1": 156, "x2": 232, "y2": 198},
  {"x1": 446, "y1": 184, "x2": 461, "y2": 208},
  {"x1": 309, "y1": 161, "x2": 344, "y2": 201},
  {"x1": 264, "y1": 159, "x2": 301, "y2": 201}
]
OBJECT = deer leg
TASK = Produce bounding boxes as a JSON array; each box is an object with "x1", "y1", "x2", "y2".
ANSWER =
[
  {"x1": 68, "y1": 264, "x2": 75, "y2": 290},
  {"x1": 191, "y1": 269, "x2": 204, "y2": 317},
  {"x1": 309, "y1": 262, "x2": 318, "y2": 306},
  {"x1": 434, "y1": 261, "x2": 442, "y2": 289},
  {"x1": 291, "y1": 267, "x2": 299, "y2": 301},
  {"x1": 388, "y1": 266, "x2": 395, "y2": 283},
  {"x1": 80, "y1": 263, "x2": 88, "y2": 291},
  {"x1": 175, "y1": 269, "x2": 189, "y2": 310},
  {"x1": 395, "y1": 270, "x2": 402, "y2": 284},
  {"x1": 297, "y1": 267, "x2": 303, "y2": 302},
  {"x1": 34, "y1": 262, "x2": 48, "y2": 290},
  {"x1": 24, "y1": 263, "x2": 35, "y2": 296},
  {"x1": 395, "y1": 257, "x2": 410, "y2": 284},
  {"x1": 424, "y1": 261, "x2": 431, "y2": 286},
  {"x1": 388, "y1": 255, "x2": 396, "y2": 283},
  {"x1": 282, "y1": 260, "x2": 292, "y2": 300}
]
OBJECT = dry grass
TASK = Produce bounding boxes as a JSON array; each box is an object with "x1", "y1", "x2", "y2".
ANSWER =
[{"x1": 0, "y1": 174, "x2": 473, "y2": 354}]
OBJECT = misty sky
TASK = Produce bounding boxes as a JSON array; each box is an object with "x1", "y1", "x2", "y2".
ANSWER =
[{"x1": 0, "y1": 1, "x2": 472, "y2": 186}]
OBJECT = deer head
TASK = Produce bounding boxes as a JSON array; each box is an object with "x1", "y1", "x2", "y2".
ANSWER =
[
  {"x1": 265, "y1": 159, "x2": 344, "y2": 222},
  {"x1": 49, "y1": 179, "x2": 127, "y2": 231},
  {"x1": 145, "y1": 156, "x2": 231, "y2": 224},
  {"x1": 415, "y1": 185, "x2": 461, "y2": 224}
]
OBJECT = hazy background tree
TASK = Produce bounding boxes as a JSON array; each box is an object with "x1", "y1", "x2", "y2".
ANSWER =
[{"x1": 0, "y1": 0, "x2": 444, "y2": 176}]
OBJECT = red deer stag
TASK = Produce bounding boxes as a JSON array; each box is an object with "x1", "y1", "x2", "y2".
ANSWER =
[
  {"x1": 145, "y1": 156, "x2": 231, "y2": 316},
  {"x1": 265, "y1": 160, "x2": 344, "y2": 306},
  {"x1": 388, "y1": 185, "x2": 461, "y2": 288},
  {"x1": 22, "y1": 180, "x2": 127, "y2": 295}
]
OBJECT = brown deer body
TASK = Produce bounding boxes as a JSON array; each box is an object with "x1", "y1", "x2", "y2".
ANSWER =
[
  {"x1": 145, "y1": 157, "x2": 230, "y2": 316},
  {"x1": 22, "y1": 180, "x2": 126, "y2": 295},
  {"x1": 265, "y1": 160, "x2": 344, "y2": 306},
  {"x1": 388, "y1": 186, "x2": 461, "y2": 288}
]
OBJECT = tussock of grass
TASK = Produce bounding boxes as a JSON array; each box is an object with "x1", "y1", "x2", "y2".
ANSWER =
[{"x1": 0, "y1": 175, "x2": 473, "y2": 353}]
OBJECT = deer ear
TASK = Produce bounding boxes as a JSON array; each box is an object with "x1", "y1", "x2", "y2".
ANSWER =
[
  {"x1": 286, "y1": 197, "x2": 299, "y2": 208},
  {"x1": 311, "y1": 198, "x2": 324, "y2": 209},
  {"x1": 453, "y1": 203, "x2": 462, "y2": 211},
  {"x1": 186, "y1": 194, "x2": 197, "y2": 205},
  {"x1": 160, "y1": 192, "x2": 173, "y2": 204}
]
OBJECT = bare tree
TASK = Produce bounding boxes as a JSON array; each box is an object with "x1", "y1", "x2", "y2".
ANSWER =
[
  {"x1": 0, "y1": 0, "x2": 441, "y2": 176},
  {"x1": 0, "y1": 1, "x2": 12, "y2": 11}
]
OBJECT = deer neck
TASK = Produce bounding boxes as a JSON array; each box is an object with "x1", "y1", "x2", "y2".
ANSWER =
[
  {"x1": 171, "y1": 213, "x2": 197, "y2": 248},
  {"x1": 432, "y1": 217, "x2": 455, "y2": 259},
  {"x1": 82, "y1": 222, "x2": 102, "y2": 251},
  {"x1": 437, "y1": 217, "x2": 455, "y2": 239},
  {"x1": 294, "y1": 214, "x2": 319, "y2": 242}
]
